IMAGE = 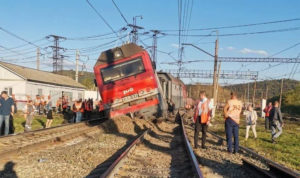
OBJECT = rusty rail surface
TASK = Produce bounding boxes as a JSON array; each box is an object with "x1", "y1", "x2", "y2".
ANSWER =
[
  {"x1": 100, "y1": 129, "x2": 149, "y2": 178},
  {"x1": 180, "y1": 116, "x2": 204, "y2": 178}
]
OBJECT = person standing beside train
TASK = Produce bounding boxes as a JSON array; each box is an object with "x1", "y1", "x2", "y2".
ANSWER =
[
  {"x1": 193, "y1": 91, "x2": 213, "y2": 149},
  {"x1": 223, "y1": 92, "x2": 243, "y2": 154}
]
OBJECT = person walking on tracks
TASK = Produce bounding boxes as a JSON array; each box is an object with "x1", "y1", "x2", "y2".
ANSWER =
[
  {"x1": 269, "y1": 101, "x2": 283, "y2": 143},
  {"x1": 263, "y1": 102, "x2": 272, "y2": 130},
  {"x1": 193, "y1": 91, "x2": 213, "y2": 149},
  {"x1": 224, "y1": 92, "x2": 243, "y2": 154},
  {"x1": 244, "y1": 105, "x2": 257, "y2": 141},
  {"x1": 0, "y1": 91, "x2": 15, "y2": 136}
]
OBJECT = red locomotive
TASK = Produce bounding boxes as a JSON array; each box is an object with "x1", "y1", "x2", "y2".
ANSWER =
[{"x1": 94, "y1": 43, "x2": 166, "y2": 119}]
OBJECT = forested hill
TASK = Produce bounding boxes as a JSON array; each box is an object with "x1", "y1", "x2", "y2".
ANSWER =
[
  {"x1": 58, "y1": 70, "x2": 96, "y2": 90},
  {"x1": 224, "y1": 79, "x2": 300, "y2": 100}
]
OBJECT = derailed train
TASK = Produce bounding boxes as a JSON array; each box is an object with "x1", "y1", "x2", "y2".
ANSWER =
[{"x1": 93, "y1": 43, "x2": 187, "y2": 119}]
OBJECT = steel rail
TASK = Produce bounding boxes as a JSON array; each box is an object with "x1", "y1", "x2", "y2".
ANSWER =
[
  {"x1": 100, "y1": 129, "x2": 149, "y2": 178},
  {"x1": 208, "y1": 131, "x2": 300, "y2": 178},
  {"x1": 0, "y1": 117, "x2": 105, "y2": 139},
  {"x1": 180, "y1": 116, "x2": 204, "y2": 178}
]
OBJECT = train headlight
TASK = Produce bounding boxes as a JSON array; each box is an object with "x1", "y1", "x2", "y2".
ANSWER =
[{"x1": 114, "y1": 48, "x2": 123, "y2": 58}]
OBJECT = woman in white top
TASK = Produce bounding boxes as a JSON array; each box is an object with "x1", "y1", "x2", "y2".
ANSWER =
[{"x1": 244, "y1": 105, "x2": 257, "y2": 140}]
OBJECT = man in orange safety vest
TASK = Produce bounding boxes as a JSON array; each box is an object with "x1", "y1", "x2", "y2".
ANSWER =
[{"x1": 193, "y1": 91, "x2": 213, "y2": 149}]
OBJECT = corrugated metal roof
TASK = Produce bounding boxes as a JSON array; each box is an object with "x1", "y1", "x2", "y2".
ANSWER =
[{"x1": 0, "y1": 61, "x2": 86, "y2": 89}]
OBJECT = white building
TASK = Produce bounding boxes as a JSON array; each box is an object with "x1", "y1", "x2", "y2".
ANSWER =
[{"x1": 0, "y1": 62, "x2": 86, "y2": 109}]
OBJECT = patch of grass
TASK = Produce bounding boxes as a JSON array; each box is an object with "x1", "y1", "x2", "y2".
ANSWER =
[
  {"x1": 12, "y1": 112, "x2": 65, "y2": 133},
  {"x1": 210, "y1": 112, "x2": 300, "y2": 172}
]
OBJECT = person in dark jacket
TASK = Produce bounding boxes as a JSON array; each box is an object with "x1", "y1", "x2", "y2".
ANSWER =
[
  {"x1": 269, "y1": 101, "x2": 283, "y2": 143},
  {"x1": 263, "y1": 102, "x2": 272, "y2": 130}
]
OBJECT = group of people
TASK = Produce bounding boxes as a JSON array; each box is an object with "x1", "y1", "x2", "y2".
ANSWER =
[
  {"x1": 193, "y1": 91, "x2": 284, "y2": 154},
  {"x1": 56, "y1": 97, "x2": 95, "y2": 123},
  {"x1": 22, "y1": 95, "x2": 54, "y2": 131},
  {"x1": 0, "y1": 91, "x2": 97, "y2": 136}
]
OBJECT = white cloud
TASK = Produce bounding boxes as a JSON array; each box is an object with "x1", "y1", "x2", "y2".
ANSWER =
[
  {"x1": 240, "y1": 48, "x2": 268, "y2": 56},
  {"x1": 171, "y1": 43, "x2": 179, "y2": 49},
  {"x1": 227, "y1": 46, "x2": 235, "y2": 50}
]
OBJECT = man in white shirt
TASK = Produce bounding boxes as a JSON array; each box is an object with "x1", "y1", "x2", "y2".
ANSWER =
[{"x1": 193, "y1": 91, "x2": 213, "y2": 149}]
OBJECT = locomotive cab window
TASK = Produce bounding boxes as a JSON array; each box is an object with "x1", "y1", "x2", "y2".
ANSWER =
[{"x1": 101, "y1": 58, "x2": 145, "y2": 84}]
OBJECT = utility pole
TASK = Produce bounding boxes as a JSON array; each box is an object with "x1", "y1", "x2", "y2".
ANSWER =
[
  {"x1": 266, "y1": 85, "x2": 269, "y2": 100},
  {"x1": 212, "y1": 35, "x2": 219, "y2": 108},
  {"x1": 279, "y1": 78, "x2": 284, "y2": 108},
  {"x1": 46, "y1": 35, "x2": 66, "y2": 74},
  {"x1": 75, "y1": 50, "x2": 79, "y2": 83},
  {"x1": 247, "y1": 83, "x2": 250, "y2": 104},
  {"x1": 36, "y1": 47, "x2": 40, "y2": 70},
  {"x1": 151, "y1": 30, "x2": 162, "y2": 69},
  {"x1": 128, "y1": 15, "x2": 143, "y2": 44},
  {"x1": 178, "y1": 47, "x2": 184, "y2": 78},
  {"x1": 252, "y1": 80, "x2": 257, "y2": 106},
  {"x1": 215, "y1": 62, "x2": 221, "y2": 107},
  {"x1": 244, "y1": 88, "x2": 247, "y2": 103}
]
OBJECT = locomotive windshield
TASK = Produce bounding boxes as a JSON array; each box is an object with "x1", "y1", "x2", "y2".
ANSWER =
[{"x1": 101, "y1": 58, "x2": 145, "y2": 84}]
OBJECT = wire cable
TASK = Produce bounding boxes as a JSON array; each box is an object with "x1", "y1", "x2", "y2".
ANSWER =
[
  {"x1": 164, "y1": 26, "x2": 300, "y2": 37},
  {"x1": 161, "y1": 18, "x2": 300, "y2": 32},
  {"x1": 111, "y1": 0, "x2": 129, "y2": 25},
  {"x1": 86, "y1": 0, "x2": 124, "y2": 43},
  {"x1": 0, "y1": 27, "x2": 43, "y2": 48}
]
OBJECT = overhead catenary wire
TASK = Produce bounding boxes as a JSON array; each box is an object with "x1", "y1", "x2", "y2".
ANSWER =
[
  {"x1": 0, "y1": 27, "x2": 45, "y2": 49},
  {"x1": 3, "y1": 38, "x2": 48, "y2": 50},
  {"x1": 163, "y1": 26, "x2": 300, "y2": 37},
  {"x1": 260, "y1": 42, "x2": 300, "y2": 71},
  {"x1": 111, "y1": 0, "x2": 129, "y2": 25},
  {"x1": 86, "y1": 0, "x2": 123, "y2": 42},
  {"x1": 160, "y1": 18, "x2": 300, "y2": 31}
]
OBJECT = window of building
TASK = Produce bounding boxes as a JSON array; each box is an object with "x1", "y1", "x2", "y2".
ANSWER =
[
  {"x1": 38, "y1": 89, "x2": 43, "y2": 96},
  {"x1": 78, "y1": 93, "x2": 83, "y2": 99},
  {"x1": 4, "y1": 87, "x2": 13, "y2": 96}
]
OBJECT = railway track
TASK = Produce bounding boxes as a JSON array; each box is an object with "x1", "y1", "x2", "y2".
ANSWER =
[
  {"x1": 91, "y1": 117, "x2": 203, "y2": 178},
  {"x1": 0, "y1": 118, "x2": 105, "y2": 163},
  {"x1": 208, "y1": 131, "x2": 300, "y2": 178}
]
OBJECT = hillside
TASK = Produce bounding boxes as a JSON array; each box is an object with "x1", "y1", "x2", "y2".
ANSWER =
[
  {"x1": 187, "y1": 84, "x2": 232, "y2": 104},
  {"x1": 58, "y1": 70, "x2": 96, "y2": 90}
]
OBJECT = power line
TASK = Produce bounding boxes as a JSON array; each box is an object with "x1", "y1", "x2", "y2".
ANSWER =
[
  {"x1": 4, "y1": 38, "x2": 47, "y2": 50},
  {"x1": 163, "y1": 27, "x2": 300, "y2": 37},
  {"x1": 260, "y1": 42, "x2": 300, "y2": 71},
  {"x1": 0, "y1": 45, "x2": 27, "y2": 57},
  {"x1": 66, "y1": 31, "x2": 116, "y2": 40},
  {"x1": 269, "y1": 42, "x2": 300, "y2": 57},
  {"x1": 111, "y1": 0, "x2": 129, "y2": 25},
  {"x1": 163, "y1": 69, "x2": 258, "y2": 80},
  {"x1": 0, "y1": 27, "x2": 42, "y2": 48},
  {"x1": 161, "y1": 18, "x2": 300, "y2": 31},
  {"x1": 86, "y1": 0, "x2": 121, "y2": 40}
]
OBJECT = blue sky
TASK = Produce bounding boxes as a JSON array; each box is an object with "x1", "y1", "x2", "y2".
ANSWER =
[{"x1": 0, "y1": 0, "x2": 300, "y2": 85}]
